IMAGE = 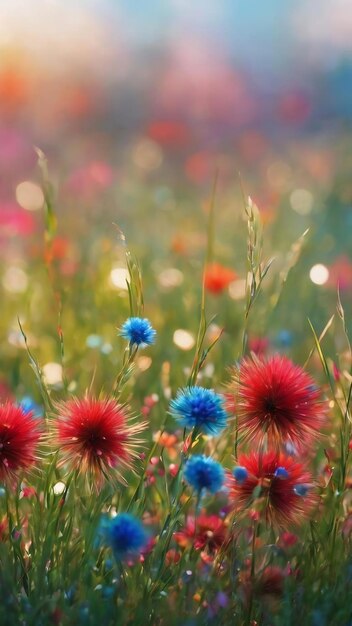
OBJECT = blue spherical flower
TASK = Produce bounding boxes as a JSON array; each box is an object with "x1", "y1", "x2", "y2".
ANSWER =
[
  {"x1": 169, "y1": 386, "x2": 228, "y2": 436},
  {"x1": 100, "y1": 513, "x2": 148, "y2": 558},
  {"x1": 293, "y1": 484, "x2": 309, "y2": 497},
  {"x1": 119, "y1": 317, "x2": 156, "y2": 348},
  {"x1": 274, "y1": 466, "x2": 289, "y2": 480},
  {"x1": 184, "y1": 455, "x2": 224, "y2": 493},
  {"x1": 275, "y1": 330, "x2": 293, "y2": 348},
  {"x1": 233, "y1": 466, "x2": 248, "y2": 483}
]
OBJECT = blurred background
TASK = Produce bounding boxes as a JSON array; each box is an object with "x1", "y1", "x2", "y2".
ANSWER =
[{"x1": 1, "y1": 0, "x2": 352, "y2": 402}]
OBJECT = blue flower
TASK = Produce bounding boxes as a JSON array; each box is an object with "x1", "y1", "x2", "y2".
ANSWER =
[
  {"x1": 233, "y1": 466, "x2": 248, "y2": 483},
  {"x1": 169, "y1": 386, "x2": 228, "y2": 436},
  {"x1": 100, "y1": 513, "x2": 148, "y2": 559},
  {"x1": 275, "y1": 330, "x2": 293, "y2": 348},
  {"x1": 293, "y1": 484, "x2": 309, "y2": 497},
  {"x1": 18, "y1": 396, "x2": 43, "y2": 418},
  {"x1": 184, "y1": 455, "x2": 224, "y2": 493},
  {"x1": 119, "y1": 317, "x2": 156, "y2": 348},
  {"x1": 274, "y1": 466, "x2": 289, "y2": 479}
]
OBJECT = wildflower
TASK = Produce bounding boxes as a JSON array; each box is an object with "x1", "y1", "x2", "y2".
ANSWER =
[
  {"x1": 204, "y1": 263, "x2": 237, "y2": 295},
  {"x1": 279, "y1": 531, "x2": 298, "y2": 547},
  {"x1": 100, "y1": 513, "x2": 148, "y2": 559},
  {"x1": 232, "y1": 354, "x2": 326, "y2": 451},
  {"x1": 169, "y1": 386, "x2": 228, "y2": 436},
  {"x1": 169, "y1": 463, "x2": 179, "y2": 477},
  {"x1": 154, "y1": 430, "x2": 178, "y2": 460},
  {"x1": 174, "y1": 514, "x2": 227, "y2": 552},
  {"x1": 141, "y1": 394, "x2": 159, "y2": 418},
  {"x1": 274, "y1": 467, "x2": 289, "y2": 479},
  {"x1": 233, "y1": 466, "x2": 248, "y2": 483},
  {"x1": 240, "y1": 565, "x2": 286, "y2": 609},
  {"x1": 119, "y1": 317, "x2": 156, "y2": 348},
  {"x1": 229, "y1": 451, "x2": 316, "y2": 526},
  {"x1": 18, "y1": 396, "x2": 43, "y2": 418},
  {"x1": 275, "y1": 330, "x2": 294, "y2": 348},
  {"x1": 248, "y1": 336, "x2": 269, "y2": 356},
  {"x1": 53, "y1": 397, "x2": 144, "y2": 485},
  {"x1": 184, "y1": 455, "x2": 224, "y2": 494},
  {"x1": 327, "y1": 255, "x2": 352, "y2": 291},
  {"x1": 21, "y1": 486, "x2": 36, "y2": 498},
  {"x1": 293, "y1": 484, "x2": 309, "y2": 496},
  {"x1": 0, "y1": 403, "x2": 41, "y2": 481},
  {"x1": 165, "y1": 549, "x2": 181, "y2": 565}
]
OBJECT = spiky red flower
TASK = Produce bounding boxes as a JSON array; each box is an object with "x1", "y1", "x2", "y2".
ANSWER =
[
  {"x1": 174, "y1": 514, "x2": 227, "y2": 552},
  {"x1": 204, "y1": 263, "x2": 237, "y2": 294},
  {"x1": 53, "y1": 397, "x2": 144, "y2": 485},
  {"x1": 229, "y1": 451, "x2": 317, "y2": 527},
  {"x1": 0, "y1": 403, "x2": 41, "y2": 481},
  {"x1": 233, "y1": 355, "x2": 326, "y2": 450}
]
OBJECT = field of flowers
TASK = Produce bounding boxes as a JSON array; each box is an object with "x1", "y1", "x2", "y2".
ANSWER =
[
  {"x1": 0, "y1": 142, "x2": 352, "y2": 626},
  {"x1": 1, "y1": 2, "x2": 352, "y2": 624}
]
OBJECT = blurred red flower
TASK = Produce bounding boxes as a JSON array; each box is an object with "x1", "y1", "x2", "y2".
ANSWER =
[
  {"x1": 147, "y1": 120, "x2": 191, "y2": 147},
  {"x1": 204, "y1": 263, "x2": 237, "y2": 295},
  {"x1": 240, "y1": 565, "x2": 286, "y2": 611},
  {"x1": 328, "y1": 256, "x2": 352, "y2": 291},
  {"x1": 174, "y1": 514, "x2": 227, "y2": 552},
  {"x1": 248, "y1": 336, "x2": 269, "y2": 356}
]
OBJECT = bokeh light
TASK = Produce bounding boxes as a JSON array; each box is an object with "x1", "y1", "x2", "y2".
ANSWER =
[
  {"x1": 309, "y1": 264, "x2": 329, "y2": 285},
  {"x1": 16, "y1": 181, "x2": 44, "y2": 211}
]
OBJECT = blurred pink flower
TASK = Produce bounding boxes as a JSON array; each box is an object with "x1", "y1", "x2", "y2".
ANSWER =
[
  {"x1": 0, "y1": 202, "x2": 35, "y2": 236},
  {"x1": 328, "y1": 256, "x2": 352, "y2": 291},
  {"x1": 66, "y1": 161, "x2": 114, "y2": 197}
]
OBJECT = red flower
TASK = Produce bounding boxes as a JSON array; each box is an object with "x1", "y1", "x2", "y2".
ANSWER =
[
  {"x1": 0, "y1": 403, "x2": 41, "y2": 481},
  {"x1": 147, "y1": 120, "x2": 190, "y2": 147},
  {"x1": 232, "y1": 355, "x2": 326, "y2": 451},
  {"x1": 21, "y1": 486, "x2": 37, "y2": 499},
  {"x1": 256, "y1": 565, "x2": 285, "y2": 596},
  {"x1": 248, "y1": 336, "x2": 269, "y2": 356},
  {"x1": 240, "y1": 565, "x2": 286, "y2": 609},
  {"x1": 279, "y1": 531, "x2": 298, "y2": 548},
  {"x1": 53, "y1": 397, "x2": 144, "y2": 485},
  {"x1": 328, "y1": 255, "x2": 352, "y2": 291},
  {"x1": 204, "y1": 263, "x2": 237, "y2": 294},
  {"x1": 174, "y1": 514, "x2": 227, "y2": 552},
  {"x1": 165, "y1": 549, "x2": 181, "y2": 565},
  {"x1": 229, "y1": 451, "x2": 317, "y2": 527}
]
